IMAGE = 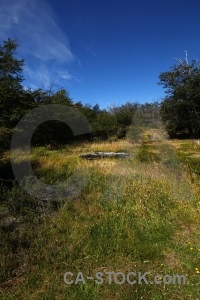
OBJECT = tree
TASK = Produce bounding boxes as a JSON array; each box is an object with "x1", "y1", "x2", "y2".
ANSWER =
[
  {"x1": 31, "y1": 88, "x2": 79, "y2": 146},
  {"x1": 158, "y1": 59, "x2": 200, "y2": 138},
  {"x1": 0, "y1": 38, "x2": 28, "y2": 127},
  {"x1": 109, "y1": 102, "x2": 138, "y2": 127},
  {"x1": 92, "y1": 110, "x2": 116, "y2": 139}
]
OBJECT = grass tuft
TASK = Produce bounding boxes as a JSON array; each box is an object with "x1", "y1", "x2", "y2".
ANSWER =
[{"x1": 0, "y1": 133, "x2": 199, "y2": 299}]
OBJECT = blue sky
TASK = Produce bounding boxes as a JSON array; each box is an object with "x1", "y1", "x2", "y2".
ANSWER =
[{"x1": 1, "y1": 0, "x2": 200, "y2": 108}]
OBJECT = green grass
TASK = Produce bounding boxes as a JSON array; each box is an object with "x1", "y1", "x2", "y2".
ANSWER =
[
  {"x1": 137, "y1": 135, "x2": 161, "y2": 163},
  {"x1": 0, "y1": 132, "x2": 199, "y2": 299}
]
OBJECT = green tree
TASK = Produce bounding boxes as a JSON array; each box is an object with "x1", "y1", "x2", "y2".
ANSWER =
[
  {"x1": 92, "y1": 110, "x2": 116, "y2": 139},
  {"x1": 0, "y1": 38, "x2": 28, "y2": 127},
  {"x1": 31, "y1": 88, "x2": 78, "y2": 146},
  {"x1": 109, "y1": 102, "x2": 138, "y2": 127},
  {"x1": 158, "y1": 59, "x2": 200, "y2": 138}
]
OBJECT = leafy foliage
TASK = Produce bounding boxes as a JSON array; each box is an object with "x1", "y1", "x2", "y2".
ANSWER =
[
  {"x1": 0, "y1": 38, "x2": 34, "y2": 128},
  {"x1": 158, "y1": 59, "x2": 200, "y2": 138}
]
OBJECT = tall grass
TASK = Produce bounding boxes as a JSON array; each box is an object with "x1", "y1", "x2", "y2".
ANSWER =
[{"x1": 0, "y1": 133, "x2": 199, "y2": 299}]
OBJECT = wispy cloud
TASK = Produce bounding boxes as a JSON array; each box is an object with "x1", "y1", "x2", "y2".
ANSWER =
[
  {"x1": 86, "y1": 44, "x2": 97, "y2": 58},
  {"x1": 0, "y1": 0, "x2": 78, "y2": 89}
]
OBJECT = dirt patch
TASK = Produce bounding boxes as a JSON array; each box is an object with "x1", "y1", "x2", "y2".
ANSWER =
[{"x1": 164, "y1": 250, "x2": 181, "y2": 270}]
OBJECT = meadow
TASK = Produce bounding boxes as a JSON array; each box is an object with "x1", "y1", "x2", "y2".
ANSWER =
[{"x1": 0, "y1": 129, "x2": 200, "y2": 299}]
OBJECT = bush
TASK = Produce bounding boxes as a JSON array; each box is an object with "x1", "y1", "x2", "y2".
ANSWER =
[{"x1": 0, "y1": 127, "x2": 13, "y2": 150}]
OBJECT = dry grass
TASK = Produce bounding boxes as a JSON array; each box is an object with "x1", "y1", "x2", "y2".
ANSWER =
[{"x1": 1, "y1": 133, "x2": 200, "y2": 299}]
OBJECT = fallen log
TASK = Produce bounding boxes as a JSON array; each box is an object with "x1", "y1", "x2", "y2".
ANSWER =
[{"x1": 79, "y1": 151, "x2": 130, "y2": 160}]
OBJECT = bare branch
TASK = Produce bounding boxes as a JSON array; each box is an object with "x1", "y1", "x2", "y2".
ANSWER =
[{"x1": 174, "y1": 57, "x2": 183, "y2": 64}]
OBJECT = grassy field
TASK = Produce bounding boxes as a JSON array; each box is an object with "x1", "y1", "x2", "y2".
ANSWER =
[{"x1": 0, "y1": 129, "x2": 200, "y2": 299}]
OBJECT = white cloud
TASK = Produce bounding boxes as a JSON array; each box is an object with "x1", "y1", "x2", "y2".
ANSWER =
[
  {"x1": 0, "y1": 0, "x2": 78, "y2": 89},
  {"x1": 23, "y1": 64, "x2": 52, "y2": 88},
  {"x1": 58, "y1": 70, "x2": 79, "y2": 82},
  {"x1": 23, "y1": 64, "x2": 78, "y2": 90}
]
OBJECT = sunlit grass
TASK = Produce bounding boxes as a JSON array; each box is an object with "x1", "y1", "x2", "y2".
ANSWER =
[{"x1": 0, "y1": 133, "x2": 199, "y2": 299}]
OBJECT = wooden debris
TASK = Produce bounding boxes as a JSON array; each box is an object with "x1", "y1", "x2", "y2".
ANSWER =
[{"x1": 79, "y1": 152, "x2": 130, "y2": 160}]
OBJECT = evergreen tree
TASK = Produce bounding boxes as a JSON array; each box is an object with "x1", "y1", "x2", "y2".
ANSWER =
[{"x1": 0, "y1": 38, "x2": 26, "y2": 127}]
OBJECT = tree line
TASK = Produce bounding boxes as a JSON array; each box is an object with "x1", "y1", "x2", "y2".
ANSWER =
[{"x1": 0, "y1": 38, "x2": 200, "y2": 151}]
